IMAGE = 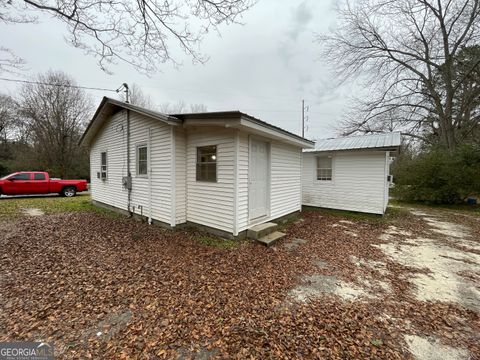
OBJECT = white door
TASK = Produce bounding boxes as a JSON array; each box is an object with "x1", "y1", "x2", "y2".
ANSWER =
[{"x1": 249, "y1": 139, "x2": 269, "y2": 220}]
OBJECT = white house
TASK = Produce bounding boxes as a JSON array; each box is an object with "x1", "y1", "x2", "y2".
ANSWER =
[
  {"x1": 302, "y1": 133, "x2": 401, "y2": 215},
  {"x1": 80, "y1": 97, "x2": 314, "y2": 240}
]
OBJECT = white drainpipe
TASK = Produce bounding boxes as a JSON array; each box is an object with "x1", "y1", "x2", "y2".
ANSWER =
[{"x1": 148, "y1": 128, "x2": 153, "y2": 225}]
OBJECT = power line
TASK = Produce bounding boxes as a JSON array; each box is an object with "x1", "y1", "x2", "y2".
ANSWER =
[
  {"x1": 0, "y1": 77, "x2": 117, "y2": 92},
  {"x1": 0, "y1": 76, "x2": 335, "y2": 117}
]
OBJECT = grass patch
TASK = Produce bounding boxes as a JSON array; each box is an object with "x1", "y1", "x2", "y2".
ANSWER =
[
  {"x1": 302, "y1": 205, "x2": 411, "y2": 223},
  {"x1": 390, "y1": 199, "x2": 480, "y2": 216},
  {"x1": 0, "y1": 194, "x2": 120, "y2": 220},
  {"x1": 196, "y1": 236, "x2": 239, "y2": 249},
  {"x1": 302, "y1": 205, "x2": 384, "y2": 221}
]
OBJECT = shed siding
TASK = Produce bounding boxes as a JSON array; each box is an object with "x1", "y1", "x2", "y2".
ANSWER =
[
  {"x1": 237, "y1": 137, "x2": 303, "y2": 232},
  {"x1": 175, "y1": 128, "x2": 187, "y2": 224},
  {"x1": 185, "y1": 127, "x2": 235, "y2": 233},
  {"x1": 236, "y1": 132, "x2": 250, "y2": 232},
  {"x1": 270, "y1": 142, "x2": 303, "y2": 219},
  {"x1": 90, "y1": 110, "x2": 173, "y2": 223},
  {"x1": 90, "y1": 111, "x2": 128, "y2": 211},
  {"x1": 302, "y1": 151, "x2": 387, "y2": 214}
]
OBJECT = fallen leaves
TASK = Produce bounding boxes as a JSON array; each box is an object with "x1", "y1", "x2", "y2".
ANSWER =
[{"x1": 0, "y1": 204, "x2": 478, "y2": 359}]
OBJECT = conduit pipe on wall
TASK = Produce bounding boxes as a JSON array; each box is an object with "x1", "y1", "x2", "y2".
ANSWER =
[{"x1": 148, "y1": 128, "x2": 153, "y2": 225}]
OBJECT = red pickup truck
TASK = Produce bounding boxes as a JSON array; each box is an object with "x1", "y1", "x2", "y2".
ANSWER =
[{"x1": 0, "y1": 171, "x2": 88, "y2": 197}]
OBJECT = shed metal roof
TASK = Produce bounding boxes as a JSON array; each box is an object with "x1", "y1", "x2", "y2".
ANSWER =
[{"x1": 305, "y1": 132, "x2": 401, "y2": 152}]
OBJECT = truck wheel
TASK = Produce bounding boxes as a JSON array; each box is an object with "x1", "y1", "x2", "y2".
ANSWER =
[{"x1": 62, "y1": 186, "x2": 77, "y2": 197}]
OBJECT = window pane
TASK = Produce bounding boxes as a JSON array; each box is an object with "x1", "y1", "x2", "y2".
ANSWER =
[
  {"x1": 196, "y1": 146, "x2": 217, "y2": 182},
  {"x1": 317, "y1": 156, "x2": 332, "y2": 169},
  {"x1": 137, "y1": 146, "x2": 148, "y2": 175},
  {"x1": 34, "y1": 173, "x2": 46, "y2": 180},
  {"x1": 138, "y1": 161, "x2": 147, "y2": 175},
  {"x1": 12, "y1": 173, "x2": 30, "y2": 180},
  {"x1": 139, "y1": 147, "x2": 147, "y2": 161},
  {"x1": 101, "y1": 152, "x2": 107, "y2": 166}
]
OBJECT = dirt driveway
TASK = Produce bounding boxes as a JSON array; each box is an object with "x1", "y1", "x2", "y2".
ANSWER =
[{"x1": 0, "y1": 198, "x2": 479, "y2": 359}]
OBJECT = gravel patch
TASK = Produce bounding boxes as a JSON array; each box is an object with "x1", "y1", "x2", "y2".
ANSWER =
[{"x1": 405, "y1": 334, "x2": 470, "y2": 360}]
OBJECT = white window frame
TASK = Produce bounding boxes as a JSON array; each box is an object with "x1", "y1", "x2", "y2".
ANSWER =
[
  {"x1": 196, "y1": 145, "x2": 217, "y2": 182},
  {"x1": 100, "y1": 151, "x2": 108, "y2": 180},
  {"x1": 136, "y1": 144, "x2": 149, "y2": 177},
  {"x1": 316, "y1": 155, "x2": 333, "y2": 182}
]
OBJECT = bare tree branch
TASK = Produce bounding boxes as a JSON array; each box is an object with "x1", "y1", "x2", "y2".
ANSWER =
[
  {"x1": 319, "y1": 0, "x2": 480, "y2": 150},
  {"x1": 2, "y1": 0, "x2": 255, "y2": 74}
]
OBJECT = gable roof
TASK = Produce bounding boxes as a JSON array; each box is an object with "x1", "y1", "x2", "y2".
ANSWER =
[
  {"x1": 305, "y1": 132, "x2": 402, "y2": 152},
  {"x1": 81, "y1": 97, "x2": 314, "y2": 148},
  {"x1": 80, "y1": 97, "x2": 181, "y2": 146}
]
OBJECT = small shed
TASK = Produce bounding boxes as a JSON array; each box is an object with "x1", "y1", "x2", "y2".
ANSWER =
[
  {"x1": 301, "y1": 132, "x2": 401, "y2": 215},
  {"x1": 81, "y1": 97, "x2": 314, "y2": 238}
]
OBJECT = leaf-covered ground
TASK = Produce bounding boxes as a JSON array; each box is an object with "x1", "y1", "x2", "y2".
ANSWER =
[{"x1": 0, "y1": 196, "x2": 479, "y2": 359}]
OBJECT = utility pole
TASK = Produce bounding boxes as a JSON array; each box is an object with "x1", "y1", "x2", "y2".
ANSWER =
[{"x1": 302, "y1": 100, "x2": 309, "y2": 137}]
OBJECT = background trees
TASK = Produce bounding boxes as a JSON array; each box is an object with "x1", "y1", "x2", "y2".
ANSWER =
[
  {"x1": 321, "y1": 0, "x2": 480, "y2": 151},
  {"x1": 320, "y1": 0, "x2": 480, "y2": 204},
  {"x1": 0, "y1": 71, "x2": 92, "y2": 178}
]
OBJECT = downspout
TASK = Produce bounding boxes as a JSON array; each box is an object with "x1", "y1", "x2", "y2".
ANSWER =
[
  {"x1": 148, "y1": 128, "x2": 153, "y2": 224},
  {"x1": 126, "y1": 109, "x2": 132, "y2": 215}
]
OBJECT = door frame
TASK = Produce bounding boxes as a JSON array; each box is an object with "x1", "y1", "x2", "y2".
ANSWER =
[{"x1": 248, "y1": 135, "x2": 271, "y2": 224}]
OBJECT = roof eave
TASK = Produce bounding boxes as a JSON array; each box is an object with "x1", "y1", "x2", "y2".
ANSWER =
[{"x1": 80, "y1": 97, "x2": 180, "y2": 147}]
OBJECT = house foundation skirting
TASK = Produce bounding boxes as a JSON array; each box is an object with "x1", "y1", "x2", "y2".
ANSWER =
[{"x1": 91, "y1": 200, "x2": 300, "y2": 240}]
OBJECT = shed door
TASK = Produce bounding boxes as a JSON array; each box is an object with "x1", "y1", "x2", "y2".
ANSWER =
[{"x1": 249, "y1": 139, "x2": 269, "y2": 220}]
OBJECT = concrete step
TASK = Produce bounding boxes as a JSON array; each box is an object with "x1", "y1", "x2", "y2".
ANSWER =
[
  {"x1": 247, "y1": 222, "x2": 278, "y2": 240},
  {"x1": 257, "y1": 231, "x2": 286, "y2": 247}
]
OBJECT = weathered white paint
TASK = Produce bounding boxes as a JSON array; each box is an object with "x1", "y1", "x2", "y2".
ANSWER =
[{"x1": 302, "y1": 150, "x2": 389, "y2": 215}]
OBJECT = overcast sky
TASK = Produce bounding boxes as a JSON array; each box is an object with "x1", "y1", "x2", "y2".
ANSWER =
[{"x1": 1, "y1": 0, "x2": 354, "y2": 140}]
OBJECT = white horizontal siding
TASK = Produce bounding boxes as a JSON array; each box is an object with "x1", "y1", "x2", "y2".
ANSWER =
[
  {"x1": 90, "y1": 111, "x2": 128, "y2": 211},
  {"x1": 237, "y1": 137, "x2": 303, "y2": 232},
  {"x1": 175, "y1": 128, "x2": 187, "y2": 225},
  {"x1": 186, "y1": 127, "x2": 235, "y2": 233},
  {"x1": 90, "y1": 110, "x2": 173, "y2": 223},
  {"x1": 302, "y1": 151, "x2": 387, "y2": 214},
  {"x1": 270, "y1": 142, "x2": 302, "y2": 219},
  {"x1": 236, "y1": 132, "x2": 249, "y2": 232}
]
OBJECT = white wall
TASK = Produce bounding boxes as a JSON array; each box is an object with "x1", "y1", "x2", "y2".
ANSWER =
[
  {"x1": 90, "y1": 111, "x2": 128, "y2": 211},
  {"x1": 174, "y1": 127, "x2": 187, "y2": 225},
  {"x1": 91, "y1": 115, "x2": 306, "y2": 234},
  {"x1": 302, "y1": 151, "x2": 388, "y2": 214},
  {"x1": 236, "y1": 135, "x2": 303, "y2": 232},
  {"x1": 185, "y1": 127, "x2": 236, "y2": 233},
  {"x1": 90, "y1": 110, "x2": 174, "y2": 224},
  {"x1": 270, "y1": 141, "x2": 303, "y2": 219}
]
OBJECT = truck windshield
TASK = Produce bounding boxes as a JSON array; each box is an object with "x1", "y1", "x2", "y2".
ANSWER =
[{"x1": 0, "y1": 174, "x2": 15, "y2": 180}]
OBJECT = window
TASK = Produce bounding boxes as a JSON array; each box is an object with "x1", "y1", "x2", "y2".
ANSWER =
[
  {"x1": 137, "y1": 145, "x2": 148, "y2": 176},
  {"x1": 316, "y1": 156, "x2": 333, "y2": 181},
  {"x1": 34, "y1": 173, "x2": 46, "y2": 180},
  {"x1": 196, "y1": 145, "x2": 217, "y2": 182},
  {"x1": 100, "y1": 151, "x2": 107, "y2": 180},
  {"x1": 10, "y1": 173, "x2": 30, "y2": 180}
]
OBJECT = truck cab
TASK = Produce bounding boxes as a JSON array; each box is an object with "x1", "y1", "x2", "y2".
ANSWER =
[{"x1": 0, "y1": 172, "x2": 49, "y2": 195}]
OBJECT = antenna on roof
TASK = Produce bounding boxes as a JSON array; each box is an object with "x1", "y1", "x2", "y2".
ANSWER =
[{"x1": 116, "y1": 83, "x2": 130, "y2": 103}]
